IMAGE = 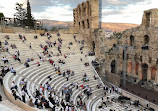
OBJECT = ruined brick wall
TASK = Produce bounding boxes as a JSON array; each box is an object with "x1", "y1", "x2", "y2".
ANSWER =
[
  {"x1": 106, "y1": 70, "x2": 121, "y2": 87},
  {"x1": 73, "y1": 0, "x2": 99, "y2": 50},
  {"x1": 121, "y1": 26, "x2": 158, "y2": 83},
  {"x1": 96, "y1": 8, "x2": 158, "y2": 84},
  {"x1": 141, "y1": 9, "x2": 158, "y2": 28}
]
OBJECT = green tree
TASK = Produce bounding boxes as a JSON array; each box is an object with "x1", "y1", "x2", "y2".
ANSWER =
[
  {"x1": 14, "y1": 3, "x2": 27, "y2": 27},
  {"x1": 0, "y1": 12, "x2": 4, "y2": 19},
  {"x1": 26, "y1": 0, "x2": 34, "y2": 28},
  {"x1": 14, "y1": 1, "x2": 35, "y2": 28}
]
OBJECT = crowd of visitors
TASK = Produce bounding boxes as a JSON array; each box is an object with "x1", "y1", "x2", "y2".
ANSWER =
[{"x1": 0, "y1": 33, "x2": 118, "y2": 111}]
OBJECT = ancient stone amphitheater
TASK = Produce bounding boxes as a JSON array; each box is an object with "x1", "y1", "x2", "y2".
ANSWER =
[{"x1": 0, "y1": 31, "x2": 152, "y2": 111}]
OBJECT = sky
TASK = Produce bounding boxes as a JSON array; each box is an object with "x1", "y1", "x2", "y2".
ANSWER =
[{"x1": 0, "y1": 0, "x2": 157, "y2": 24}]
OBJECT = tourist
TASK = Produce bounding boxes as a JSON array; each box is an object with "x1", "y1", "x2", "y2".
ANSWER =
[
  {"x1": 22, "y1": 37, "x2": 25, "y2": 42},
  {"x1": 17, "y1": 56, "x2": 21, "y2": 63},
  {"x1": 44, "y1": 100, "x2": 50, "y2": 108},
  {"x1": 36, "y1": 61, "x2": 40, "y2": 66},
  {"x1": 11, "y1": 68, "x2": 16, "y2": 75},
  {"x1": 11, "y1": 81, "x2": 18, "y2": 90},
  {"x1": 0, "y1": 75, "x2": 3, "y2": 85},
  {"x1": 29, "y1": 43, "x2": 32, "y2": 49},
  {"x1": 4, "y1": 40, "x2": 8, "y2": 45},
  {"x1": 2, "y1": 57, "x2": 9, "y2": 63},
  {"x1": 24, "y1": 62, "x2": 30, "y2": 68},
  {"x1": 12, "y1": 90, "x2": 21, "y2": 100},
  {"x1": 20, "y1": 79, "x2": 26, "y2": 87},
  {"x1": 21, "y1": 89, "x2": 26, "y2": 103},
  {"x1": 34, "y1": 35, "x2": 38, "y2": 39},
  {"x1": 17, "y1": 50, "x2": 20, "y2": 56},
  {"x1": 66, "y1": 74, "x2": 69, "y2": 81},
  {"x1": 28, "y1": 98, "x2": 34, "y2": 107},
  {"x1": 34, "y1": 99, "x2": 39, "y2": 108}
]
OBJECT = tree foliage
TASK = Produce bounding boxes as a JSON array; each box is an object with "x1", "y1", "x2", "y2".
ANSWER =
[
  {"x1": 26, "y1": 0, "x2": 34, "y2": 28},
  {"x1": 14, "y1": 3, "x2": 27, "y2": 27},
  {"x1": 0, "y1": 12, "x2": 4, "y2": 22},
  {"x1": 14, "y1": 1, "x2": 35, "y2": 28},
  {"x1": 0, "y1": 12, "x2": 4, "y2": 19}
]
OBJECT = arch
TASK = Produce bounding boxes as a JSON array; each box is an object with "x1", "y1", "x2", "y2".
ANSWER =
[
  {"x1": 111, "y1": 60, "x2": 116, "y2": 73},
  {"x1": 79, "y1": 22, "x2": 80, "y2": 30},
  {"x1": 78, "y1": 6, "x2": 81, "y2": 17},
  {"x1": 144, "y1": 35, "x2": 149, "y2": 45},
  {"x1": 146, "y1": 12, "x2": 151, "y2": 27},
  {"x1": 141, "y1": 64, "x2": 148, "y2": 81},
  {"x1": 135, "y1": 63, "x2": 139, "y2": 75},
  {"x1": 92, "y1": 41, "x2": 95, "y2": 53},
  {"x1": 130, "y1": 35, "x2": 135, "y2": 46},
  {"x1": 87, "y1": 19, "x2": 89, "y2": 29},
  {"x1": 86, "y1": 1, "x2": 90, "y2": 16},
  {"x1": 82, "y1": 21, "x2": 85, "y2": 29},
  {"x1": 151, "y1": 66, "x2": 157, "y2": 80},
  {"x1": 128, "y1": 62, "x2": 132, "y2": 74}
]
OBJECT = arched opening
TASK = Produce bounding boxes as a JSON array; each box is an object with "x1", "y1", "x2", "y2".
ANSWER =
[
  {"x1": 79, "y1": 7, "x2": 81, "y2": 17},
  {"x1": 130, "y1": 35, "x2": 135, "y2": 46},
  {"x1": 87, "y1": 19, "x2": 89, "y2": 29},
  {"x1": 123, "y1": 50, "x2": 126, "y2": 60},
  {"x1": 83, "y1": 7, "x2": 86, "y2": 16},
  {"x1": 128, "y1": 62, "x2": 132, "y2": 74},
  {"x1": 92, "y1": 41, "x2": 95, "y2": 53},
  {"x1": 79, "y1": 22, "x2": 80, "y2": 30},
  {"x1": 87, "y1": 1, "x2": 89, "y2": 16},
  {"x1": 82, "y1": 21, "x2": 85, "y2": 29},
  {"x1": 135, "y1": 63, "x2": 139, "y2": 75},
  {"x1": 146, "y1": 12, "x2": 151, "y2": 27},
  {"x1": 141, "y1": 64, "x2": 148, "y2": 81},
  {"x1": 144, "y1": 35, "x2": 149, "y2": 45},
  {"x1": 151, "y1": 66, "x2": 156, "y2": 80},
  {"x1": 111, "y1": 60, "x2": 116, "y2": 73}
]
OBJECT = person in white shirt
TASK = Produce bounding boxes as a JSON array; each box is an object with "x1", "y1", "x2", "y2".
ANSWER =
[
  {"x1": 14, "y1": 51, "x2": 17, "y2": 56},
  {"x1": 22, "y1": 37, "x2": 25, "y2": 42},
  {"x1": 11, "y1": 81, "x2": 17, "y2": 90},
  {"x1": 2, "y1": 57, "x2": 8, "y2": 63}
]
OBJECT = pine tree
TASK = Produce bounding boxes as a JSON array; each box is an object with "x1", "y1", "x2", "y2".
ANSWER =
[{"x1": 26, "y1": 0, "x2": 34, "y2": 28}]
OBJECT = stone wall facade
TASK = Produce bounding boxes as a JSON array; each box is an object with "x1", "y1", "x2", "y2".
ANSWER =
[
  {"x1": 73, "y1": 0, "x2": 99, "y2": 50},
  {"x1": 96, "y1": 9, "x2": 158, "y2": 86}
]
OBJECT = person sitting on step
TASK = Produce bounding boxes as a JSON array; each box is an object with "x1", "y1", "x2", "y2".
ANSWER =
[
  {"x1": 2, "y1": 56, "x2": 9, "y2": 63},
  {"x1": 24, "y1": 62, "x2": 30, "y2": 68},
  {"x1": 11, "y1": 68, "x2": 16, "y2": 75},
  {"x1": 11, "y1": 81, "x2": 18, "y2": 90}
]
